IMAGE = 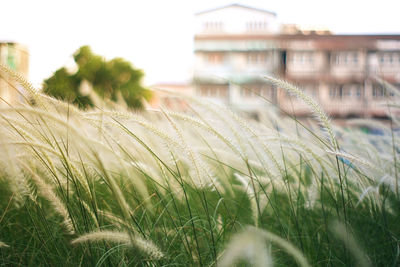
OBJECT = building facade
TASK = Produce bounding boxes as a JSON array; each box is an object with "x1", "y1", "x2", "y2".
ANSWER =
[
  {"x1": 0, "y1": 42, "x2": 29, "y2": 105},
  {"x1": 149, "y1": 83, "x2": 194, "y2": 111},
  {"x1": 193, "y1": 4, "x2": 400, "y2": 118}
]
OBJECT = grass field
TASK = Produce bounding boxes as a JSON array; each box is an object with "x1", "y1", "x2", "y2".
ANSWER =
[{"x1": 0, "y1": 64, "x2": 399, "y2": 266}]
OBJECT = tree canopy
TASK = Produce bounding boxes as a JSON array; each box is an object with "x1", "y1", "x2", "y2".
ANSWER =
[{"x1": 43, "y1": 46, "x2": 152, "y2": 109}]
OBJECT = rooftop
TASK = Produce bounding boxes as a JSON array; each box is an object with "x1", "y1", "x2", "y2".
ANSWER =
[{"x1": 195, "y1": 3, "x2": 276, "y2": 16}]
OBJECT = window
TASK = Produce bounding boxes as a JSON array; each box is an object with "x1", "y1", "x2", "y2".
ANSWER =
[
  {"x1": 203, "y1": 21, "x2": 223, "y2": 31},
  {"x1": 304, "y1": 85, "x2": 318, "y2": 98},
  {"x1": 330, "y1": 86, "x2": 342, "y2": 99},
  {"x1": 355, "y1": 87, "x2": 362, "y2": 98},
  {"x1": 372, "y1": 85, "x2": 385, "y2": 98},
  {"x1": 241, "y1": 87, "x2": 253, "y2": 97},
  {"x1": 215, "y1": 86, "x2": 228, "y2": 98},
  {"x1": 285, "y1": 85, "x2": 317, "y2": 99},
  {"x1": 372, "y1": 83, "x2": 394, "y2": 99},
  {"x1": 343, "y1": 87, "x2": 352, "y2": 97},
  {"x1": 261, "y1": 87, "x2": 273, "y2": 98},
  {"x1": 352, "y1": 52, "x2": 359, "y2": 63},
  {"x1": 330, "y1": 84, "x2": 362, "y2": 99},
  {"x1": 308, "y1": 53, "x2": 314, "y2": 63},
  {"x1": 379, "y1": 52, "x2": 400, "y2": 66},
  {"x1": 333, "y1": 51, "x2": 359, "y2": 65},
  {"x1": 290, "y1": 51, "x2": 314, "y2": 65},
  {"x1": 199, "y1": 86, "x2": 209, "y2": 97},
  {"x1": 199, "y1": 85, "x2": 228, "y2": 98},
  {"x1": 246, "y1": 21, "x2": 268, "y2": 31},
  {"x1": 247, "y1": 52, "x2": 268, "y2": 65},
  {"x1": 241, "y1": 84, "x2": 274, "y2": 99},
  {"x1": 206, "y1": 53, "x2": 224, "y2": 65},
  {"x1": 349, "y1": 85, "x2": 362, "y2": 99}
]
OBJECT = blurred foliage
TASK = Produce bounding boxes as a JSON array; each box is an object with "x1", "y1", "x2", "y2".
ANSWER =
[{"x1": 43, "y1": 46, "x2": 152, "y2": 109}]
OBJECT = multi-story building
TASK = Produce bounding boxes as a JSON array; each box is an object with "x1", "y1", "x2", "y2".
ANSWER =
[
  {"x1": 0, "y1": 42, "x2": 29, "y2": 105},
  {"x1": 193, "y1": 4, "x2": 400, "y2": 118}
]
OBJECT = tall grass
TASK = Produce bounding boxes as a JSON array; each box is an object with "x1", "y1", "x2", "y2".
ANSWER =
[{"x1": 1, "y1": 64, "x2": 400, "y2": 266}]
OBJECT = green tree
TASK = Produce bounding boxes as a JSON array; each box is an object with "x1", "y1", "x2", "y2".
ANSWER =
[{"x1": 43, "y1": 46, "x2": 152, "y2": 109}]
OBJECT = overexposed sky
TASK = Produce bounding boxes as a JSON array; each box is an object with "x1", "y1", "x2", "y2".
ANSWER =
[{"x1": 1, "y1": 0, "x2": 400, "y2": 88}]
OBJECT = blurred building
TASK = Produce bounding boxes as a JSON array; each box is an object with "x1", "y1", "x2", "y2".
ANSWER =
[
  {"x1": 193, "y1": 3, "x2": 400, "y2": 118},
  {"x1": 149, "y1": 83, "x2": 194, "y2": 111},
  {"x1": 0, "y1": 42, "x2": 29, "y2": 105}
]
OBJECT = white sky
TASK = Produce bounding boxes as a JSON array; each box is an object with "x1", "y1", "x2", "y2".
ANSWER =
[{"x1": 1, "y1": 0, "x2": 400, "y2": 88}]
